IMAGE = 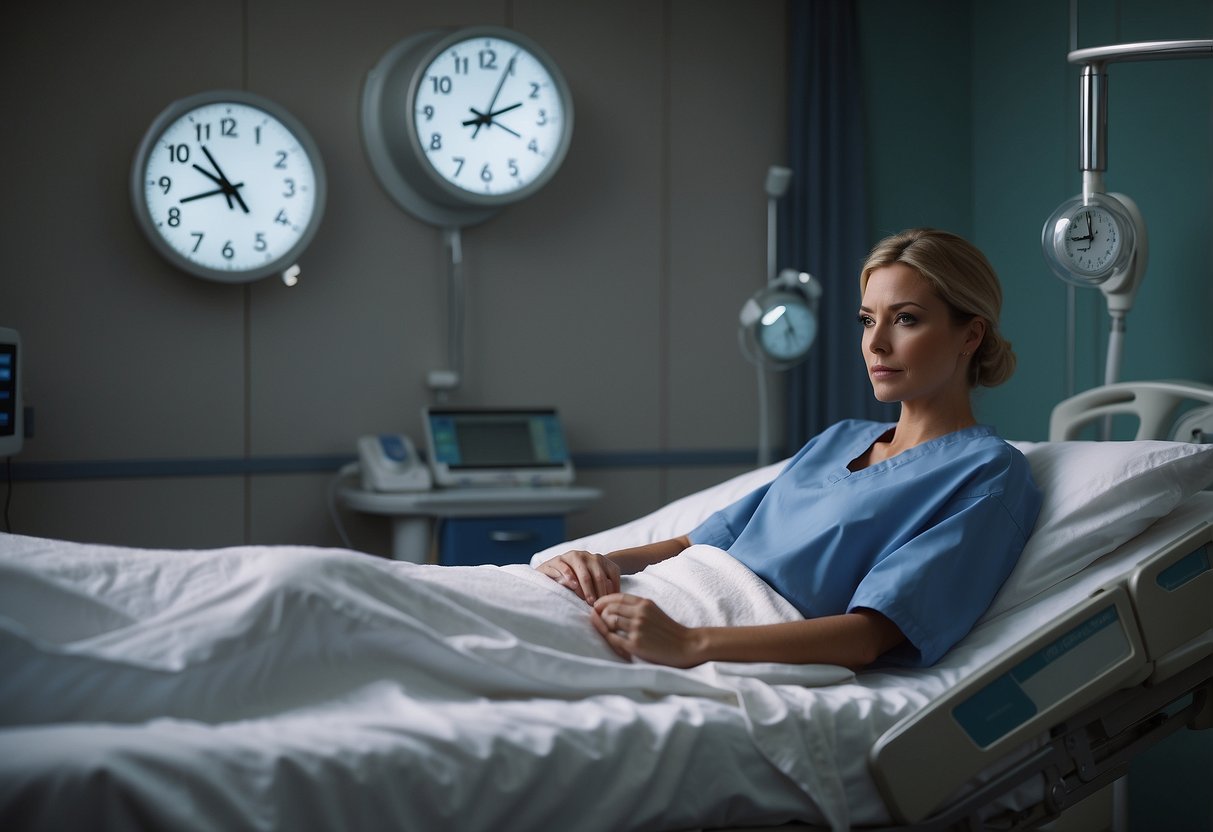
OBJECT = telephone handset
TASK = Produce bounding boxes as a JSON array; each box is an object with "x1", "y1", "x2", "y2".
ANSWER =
[{"x1": 357, "y1": 434, "x2": 432, "y2": 492}]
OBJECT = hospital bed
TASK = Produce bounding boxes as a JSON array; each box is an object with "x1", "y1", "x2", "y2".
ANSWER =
[{"x1": 1, "y1": 381, "x2": 1211, "y2": 832}]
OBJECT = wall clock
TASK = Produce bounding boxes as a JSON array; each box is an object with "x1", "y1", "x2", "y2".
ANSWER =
[
  {"x1": 739, "y1": 269, "x2": 821, "y2": 370},
  {"x1": 130, "y1": 90, "x2": 327, "y2": 284},
  {"x1": 361, "y1": 25, "x2": 574, "y2": 227}
]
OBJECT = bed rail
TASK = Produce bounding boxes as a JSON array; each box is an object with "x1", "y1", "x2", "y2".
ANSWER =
[
  {"x1": 1126, "y1": 522, "x2": 1213, "y2": 683},
  {"x1": 1049, "y1": 379, "x2": 1213, "y2": 441}
]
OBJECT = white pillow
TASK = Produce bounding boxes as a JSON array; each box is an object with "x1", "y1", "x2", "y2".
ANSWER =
[{"x1": 984, "y1": 440, "x2": 1213, "y2": 619}]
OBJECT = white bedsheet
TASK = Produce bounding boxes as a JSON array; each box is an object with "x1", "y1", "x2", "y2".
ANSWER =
[
  {"x1": 0, "y1": 534, "x2": 851, "y2": 831},
  {"x1": 3, "y1": 489, "x2": 1208, "y2": 832}
]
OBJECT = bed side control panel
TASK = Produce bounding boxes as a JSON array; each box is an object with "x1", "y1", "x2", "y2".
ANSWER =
[
  {"x1": 869, "y1": 588, "x2": 1145, "y2": 825},
  {"x1": 951, "y1": 605, "x2": 1128, "y2": 749},
  {"x1": 1128, "y1": 522, "x2": 1213, "y2": 678}
]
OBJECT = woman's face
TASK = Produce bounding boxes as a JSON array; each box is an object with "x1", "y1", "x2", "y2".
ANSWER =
[{"x1": 858, "y1": 263, "x2": 981, "y2": 406}]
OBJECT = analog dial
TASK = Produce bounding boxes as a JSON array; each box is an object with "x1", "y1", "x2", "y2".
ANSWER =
[
  {"x1": 758, "y1": 297, "x2": 818, "y2": 361},
  {"x1": 132, "y1": 92, "x2": 325, "y2": 283},
  {"x1": 411, "y1": 33, "x2": 569, "y2": 198},
  {"x1": 1061, "y1": 206, "x2": 1123, "y2": 276}
]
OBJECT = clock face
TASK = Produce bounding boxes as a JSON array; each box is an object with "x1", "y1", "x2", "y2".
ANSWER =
[
  {"x1": 410, "y1": 32, "x2": 571, "y2": 199},
  {"x1": 132, "y1": 93, "x2": 325, "y2": 282},
  {"x1": 1061, "y1": 207, "x2": 1123, "y2": 276},
  {"x1": 758, "y1": 299, "x2": 818, "y2": 361}
]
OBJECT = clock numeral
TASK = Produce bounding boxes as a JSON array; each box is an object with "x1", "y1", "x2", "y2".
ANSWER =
[
  {"x1": 254, "y1": 233, "x2": 268, "y2": 252},
  {"x1": 196, "y1": 123, "x2": 211, "y2": 142},
  {"x1": 452, "y1": 157, "x2": 465, "y2": 177},
  {"x1": 221, "y1": 117, "x2": 237, "y2": 137},
  {"x1": 422, "y1": 105, "x2": 435, "y2": 122},
  {"x1": 255, "y1": 126, "x2": 262, "y2": 145},
  {"x1": 167, "y1": 143, "x2": 190, "y2": 164},
  {"x1": 478, "y1": 49, "x2": 498, "y2": 70},
  {"x1": 536, "y1": 109, "x2": 548, "y2": 126},
  {"x1": 452, "y1": 54, "x2": 469, "y2": 75},
  {"x1": 527, "y1": 139, "x2": 540, "y2": 154},
  {"x1": 274, "y1": 150, "x2": 288, "y2": 169},
  {"x1": 430, "y1": 76, "x2": 453, "y2": 95},
  {"x1": 508, "y1": 159, "x2": 519, "y2": 178},
  {"x1": 529, "y1": 82, "x2": 541, "y2": 99},
  {"x1": 430, "y1": 133, "x2": 442, "y2": 151},
  {"x1": 191, "y1": 232, "x2": 204, "y2": 252},
  {"x1": 167, "y1": 207, "x2": 181, "y2": 227},
  {"x1": 275, "y1": 210, "x2": 290, "y2": 226},
  {"x1": 480, "y1": 164, "x2": 493, "y2": 183},
  {"x1": 157, "y1": 176, "x2": 172, "y2": 195},
  {"x1": 222, "y1": 241, "x2": 235, "y2": 260},
  {"x1": 283, "y1": 178, "x2": 296, "y2": 198}
]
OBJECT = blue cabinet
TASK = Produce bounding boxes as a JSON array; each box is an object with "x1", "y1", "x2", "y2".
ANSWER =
[{"x1": 439, "y1": 515, "x2": 566, "y2": 566}]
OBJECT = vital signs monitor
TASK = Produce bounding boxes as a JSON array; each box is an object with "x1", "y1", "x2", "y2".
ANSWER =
[{"x1": 423, "y1": 407, "x2": 574, "y2": 487}]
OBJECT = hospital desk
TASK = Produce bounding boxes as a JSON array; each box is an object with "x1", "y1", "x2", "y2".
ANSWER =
[{"x1": 337, "y1": 477, "x2": 601, "y2": 564}]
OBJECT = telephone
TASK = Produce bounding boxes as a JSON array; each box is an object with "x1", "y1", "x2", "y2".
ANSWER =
[{"x1": 356, "y1": 434, "x2": 432, "y2": 492}]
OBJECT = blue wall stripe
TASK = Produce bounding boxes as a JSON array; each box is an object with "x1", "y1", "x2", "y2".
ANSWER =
[{"x1": 8, "y1": 449, "x2": 759, "y2": 482}]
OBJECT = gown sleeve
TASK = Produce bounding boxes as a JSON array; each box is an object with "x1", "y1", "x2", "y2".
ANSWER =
[{"x1": 847, "y1": 492, "x2": 1034, "y2": 667}]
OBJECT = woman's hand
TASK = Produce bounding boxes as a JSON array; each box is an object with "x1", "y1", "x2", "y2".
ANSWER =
[
  {"x1": 591, "y1": 593, "x2": 704, "y2": 668},
  {"x1": 535, "y1": 550, "x2": 621, "y2": 604}
]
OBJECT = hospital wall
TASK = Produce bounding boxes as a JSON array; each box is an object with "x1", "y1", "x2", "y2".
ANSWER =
[
  {"x1": 2, "y1": 0, "x2": 788, "y2": 550},
  {"x1": 2, "y1": 4, "x2": 1208, "y2": 532}
]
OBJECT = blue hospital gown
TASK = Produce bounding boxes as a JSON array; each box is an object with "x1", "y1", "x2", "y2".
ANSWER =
[{"x1": 688, "y1": 420, "x2": 1041, "y2": 666}]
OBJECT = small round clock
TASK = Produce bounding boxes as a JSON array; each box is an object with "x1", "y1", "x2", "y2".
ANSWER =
[
  {"x1": 361, "y1": 26, "x2": 574, "y2": 227},
  {"x1": 1041, "y1": 192, "x2": 1137, "y2": 287},
  {"x1": 739, "y1": 270, "x2": 821, "y2": 370},
  {"x1": 131, "y1": 90, "x2": 326, "y2": 284}
]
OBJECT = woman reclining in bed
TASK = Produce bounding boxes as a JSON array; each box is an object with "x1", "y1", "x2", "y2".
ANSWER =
[{"x1": 538, "y1": 228, "x2": 1042, "y2": 671}]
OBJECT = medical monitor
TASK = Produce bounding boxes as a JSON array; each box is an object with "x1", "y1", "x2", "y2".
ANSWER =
[
  {"x1": 423, "y1": 407, "x2": 574, "y2": 487},
  {"x1": 0, "y1": 327, "x2": 22, "y2": 457}
]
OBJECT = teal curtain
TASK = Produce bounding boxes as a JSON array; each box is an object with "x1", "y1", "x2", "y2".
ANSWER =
[{"x1": 780, "y1": 0, "x2": 895, "y2": 451}]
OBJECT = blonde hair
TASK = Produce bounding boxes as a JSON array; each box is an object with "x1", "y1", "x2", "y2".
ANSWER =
[{"x1": 859, "y1": 228, "x2": 1016, "y2": 388}]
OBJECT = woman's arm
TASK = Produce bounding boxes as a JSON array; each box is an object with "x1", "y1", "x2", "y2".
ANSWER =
[
  {"x1": 591, "y1": 594, "x2": 905, "y2": 670},
  {"x1": 535, "y1": 535, "x2": 692, "y2": 603}
]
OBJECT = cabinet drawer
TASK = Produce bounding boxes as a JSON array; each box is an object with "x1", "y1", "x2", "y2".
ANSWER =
[{"x1": 439, "y1": 515, "x2": 565, "y2": 566}]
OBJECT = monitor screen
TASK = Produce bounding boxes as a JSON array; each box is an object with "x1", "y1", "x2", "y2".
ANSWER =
[{"x1": 423, "y1": 408, "x2": 574, "y2": 486}]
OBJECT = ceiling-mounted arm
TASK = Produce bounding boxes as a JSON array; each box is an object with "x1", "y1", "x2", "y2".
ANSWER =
[
  {"x1": 1070, "y1": 39, "x2": 1213, "y2": 194},
  {"x1": 1069, "y1": 39, "x2": 1213, "y2": 66}
]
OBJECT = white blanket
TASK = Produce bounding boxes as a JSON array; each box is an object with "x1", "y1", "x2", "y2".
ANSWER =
[{"x1": 0, "y1": 534, "x2": 853, "y2": 831}]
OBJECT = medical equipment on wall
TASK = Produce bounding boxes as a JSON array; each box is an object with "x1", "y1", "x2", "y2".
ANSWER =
[
  {"x1": 0, "y1": 327, "x2": 23, "y2": 458},
  {"x1": 740, "y1": 166, "x2": 822, "y2": 465},
  {"x1": 1041, "y1": 39, "x2": 1213, "y2": 388},
  {"x1": 356, "y1": 434, "x2": 432, "y2": 492}
]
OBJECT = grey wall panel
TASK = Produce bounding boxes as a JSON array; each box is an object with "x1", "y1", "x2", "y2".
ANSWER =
[
  {"x1": 12, "y1": 478, "x2": 245, "y2": 549},
  {"x1": 2, "y1": 0, "x2": 787, "y2": 548},
  {"x1": 2, "y1": 2, "x2": 247, "y2": 465},
  {"x1": 667, "y1": 0, "x2": 788, "y2": 454}
]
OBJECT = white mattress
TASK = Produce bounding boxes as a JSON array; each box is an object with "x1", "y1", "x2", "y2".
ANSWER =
[{"x1": 1, "y1": 493, "x2": 1208, "y2": 832}]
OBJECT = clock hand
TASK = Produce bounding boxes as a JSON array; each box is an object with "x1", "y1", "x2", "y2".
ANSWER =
[
  {"x1": 486, "y1": 102, "x2": 522, "y2": 119},
  {"x1": 463, "y1": 103, "x2": 523, "y2": 137},
  {"x1": 475, "y1": 55, "x2": 517, "y2": 138},
  {"x1": 180, "y1": 183, "x2": 247, "y2": 205},
  {"x1": 489, "y1": 120, "x2": 521, "y2": 138},
  {"x1": 462, "y1": 108, "x2": 492, "y2": 128},
  {"x1": 179, "y1": 186, "x2": 230, "y2": 204},
  {"x1": 199, "y1": 146, "x2": 251, "y2": 214}
]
